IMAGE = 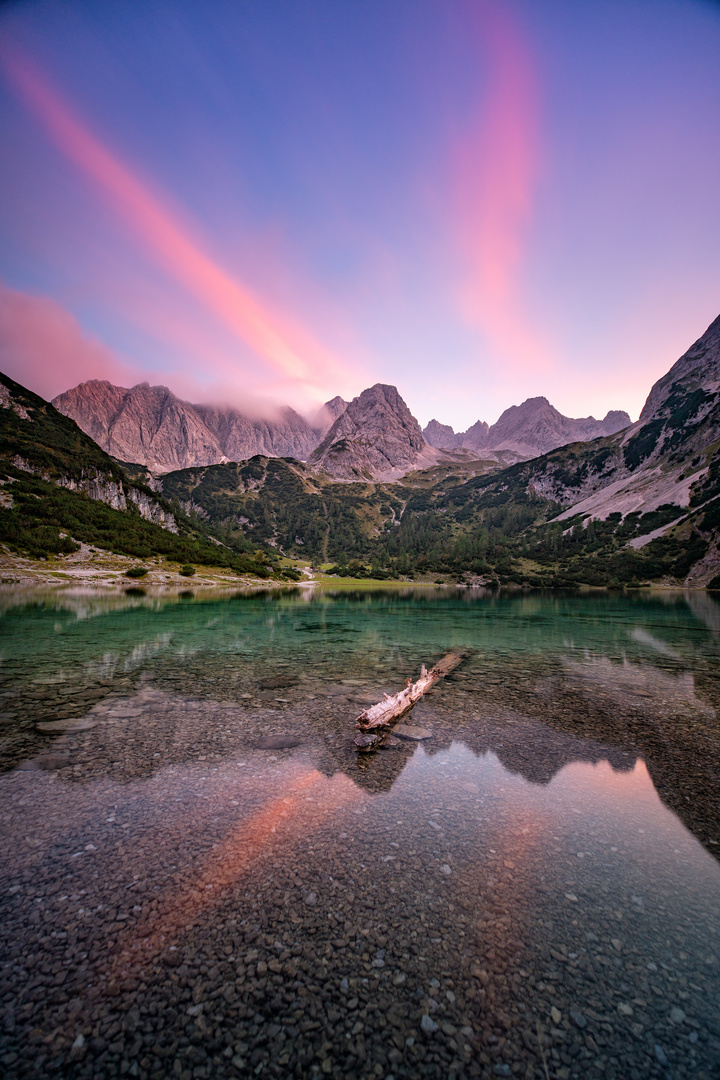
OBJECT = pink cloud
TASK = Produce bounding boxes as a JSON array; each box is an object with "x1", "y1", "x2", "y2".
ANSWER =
[
  {"x1": 0, "y1": 283, "x2": 143, "y2": 399},
  {"x1": 451, "y1": 1, "x2": 551, "y2": 375},
  {"x1": 0, "y1": 43, "x2": 362, "y2": 401}
]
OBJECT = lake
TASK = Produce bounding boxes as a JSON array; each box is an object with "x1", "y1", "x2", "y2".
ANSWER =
[{"x1": 1, "y1": 586, "x2": 719, "y2": 1079}]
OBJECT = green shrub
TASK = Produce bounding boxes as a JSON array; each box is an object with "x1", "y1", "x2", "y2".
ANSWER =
[
  {"x1": 126, "y1": 566, "x2": 149, "y2": 578},
  {"x1": 179, "y1": 564, "x2": 196, "y2": 577}
]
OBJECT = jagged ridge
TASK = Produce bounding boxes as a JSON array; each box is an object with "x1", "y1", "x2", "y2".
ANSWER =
[{"x1": 424, "y1": 398, "x2": 631, "y2": 459}]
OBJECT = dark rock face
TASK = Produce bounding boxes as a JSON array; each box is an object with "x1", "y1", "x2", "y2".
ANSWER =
[
  {"x1": 309, "y1": 383, "x2": 433, "y2": 480},
  {"x1": 52, "y1": 381, "x2": 321, "y2": 472},
  {"x1": 424, "y1": 399, "x2": 630, "y2": 460}
]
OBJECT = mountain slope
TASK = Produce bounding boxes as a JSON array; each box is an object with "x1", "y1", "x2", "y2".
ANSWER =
[
  {"x1": 523, "y1": 315, "x2": 720, "y2": 525},
  {"x1": 421, "y1": 314, "x2": 720, "y2": 585},
  {"x1": 311, "y1": 395, "x2": 347, "y2": 437},
  {"x1": 1, "y1": 372, "x2": 176, "y2": 529}
]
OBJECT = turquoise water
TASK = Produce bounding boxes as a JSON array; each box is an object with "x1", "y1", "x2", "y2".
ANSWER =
[{"x1": 0, "y1": 586, "x2": 719, "y2": 1079}]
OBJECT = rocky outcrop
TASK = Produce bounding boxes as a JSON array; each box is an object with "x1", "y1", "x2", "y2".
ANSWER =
[
  {"x1": 53, "y1": 381, "x2": 321, "y2": 472},
  {"x1": 309, "y1": 384, "x2": 437, "y2": 481},
  {"x1": 424, "y1": 399, "x2": 630, "y2": 460},
  {"x1": 310, "y1": 396, "x2": 347, "y2": 437},
  {"x1": 9, "y1": 455, "x2": 178, "y2": 532},
  {"x1": 640, "y1": 313, "x2": 720, "y2": 422},
  {"x1": 423, "y1": 419, "x2": 463, "y2": 450},
  {"x1": 460, "y1": 419, "x2": 491, "y2": 453},
  {"x1": 486, "y1": 398, "x2": 630, "y2": 457},
  {"x1": 61, "y1": 475, "x2": 178, "y2": 531},
  {"x1": 0, "y1": 382, "x2": 30, "y2": 421}
]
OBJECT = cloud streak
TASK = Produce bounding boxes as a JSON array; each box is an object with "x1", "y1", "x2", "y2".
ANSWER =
[
  {"x1": 0, "y1": 43, "x2": 356, "y2": 399},
  {"x1": 0, "y1": 283, "x2": 142, "y2": 400},
  {"x1": 452, "y1": 1, "x2": 550, "y2": 375}
]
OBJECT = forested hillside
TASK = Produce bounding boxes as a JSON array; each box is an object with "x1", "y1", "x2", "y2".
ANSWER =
[
  {"x1": 156, "y1": 448, "x2": 719, "y2": 588},
  {"x1": 0, "y1": 373, "x2": 294, "y2": 581}
]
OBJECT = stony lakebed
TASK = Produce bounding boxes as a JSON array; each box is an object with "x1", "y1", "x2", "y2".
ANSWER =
[{"x1": 0, "y1": 585, "x2": 719, "y2": 1079}]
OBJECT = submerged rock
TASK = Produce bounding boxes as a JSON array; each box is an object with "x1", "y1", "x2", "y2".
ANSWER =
[
  {"x1": 33, "y1": 754, "x2": 73, "y2": 771},
  {"x1": 256, "y1": 735, "x2": 303, "y2": 749},
  {"x1": 36, "y1": 718, "x2": 97, "y2": 733},
  {"x1": 394, "y1": 725, "x2": 433, "y2": 740},
  {"x1": 258, "y1": 675, "x2": 299, "y2": 690}
]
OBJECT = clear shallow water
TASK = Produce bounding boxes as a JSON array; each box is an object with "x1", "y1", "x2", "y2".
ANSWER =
[{"x1": 0, "y1": 586, "x2": 719, "y2": 1079}]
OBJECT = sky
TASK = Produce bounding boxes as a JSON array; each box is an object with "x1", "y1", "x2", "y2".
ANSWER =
[{"x1": 0, "y1": 0, "x2": 719, "y2": 430}]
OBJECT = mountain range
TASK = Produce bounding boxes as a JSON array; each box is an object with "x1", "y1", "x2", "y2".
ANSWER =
[
  {"x1": 423, "y1": 399, "x2": 630, "y2": 459},
  {"x1": 2, "y1": 311, "x2": 720, "y2": 588},
  {"x1": 51, "y1": 380, "x2": 348, "y2": 472},
  {"x1": 53, "y1": 378, "x2": 630, "y2": 479},
  {"x1": 148, "y1": 312, "x2": 720, "y2": 587}
]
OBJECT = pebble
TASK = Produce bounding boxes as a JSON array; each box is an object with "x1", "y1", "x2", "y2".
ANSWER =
[
  {"x1": 394, "y1": 725, "x2": 433, "y2": 740},
  {"x1": 570, "y1": 1008, "x2": 587, "y2": 1029},
  {"x1": 258, "y1": 676, "x2": 298, "y2": 690},
  {"x1": 655, "y1": 1044, "x2": 669, "y2": 1065},
  {"x1": 420, "y1": 1014, "x2": 439, "y2": 1033},
  {"x1": 33, "y1": 754, "x2": 72, "y2": 771}
]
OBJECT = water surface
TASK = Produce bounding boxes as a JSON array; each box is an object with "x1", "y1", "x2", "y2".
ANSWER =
[{"x1": 1, "y1": 587, "x2": 719, "y2": 1079}]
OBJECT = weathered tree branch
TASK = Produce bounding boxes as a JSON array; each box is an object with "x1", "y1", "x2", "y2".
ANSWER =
[{"x1": 354, "y1": 650, "x2": 465, "y2": 752}]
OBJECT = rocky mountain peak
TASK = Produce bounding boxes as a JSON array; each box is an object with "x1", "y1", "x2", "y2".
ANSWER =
[
  {"x1": 423, "y1": 418, "x2": 462, "y2": 450},
  {"x1": 309, "y1": 383, "x2": 432, "y2": 480}
]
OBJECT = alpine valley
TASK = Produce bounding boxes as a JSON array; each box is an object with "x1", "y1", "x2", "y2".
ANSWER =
[{"x1": 2, "y1": 313, "x2": 720, "y2": 589}]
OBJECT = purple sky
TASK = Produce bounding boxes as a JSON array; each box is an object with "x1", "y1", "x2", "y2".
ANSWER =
[{"x1": 1, "y1": 0, "x2": 719, "y2": 429}]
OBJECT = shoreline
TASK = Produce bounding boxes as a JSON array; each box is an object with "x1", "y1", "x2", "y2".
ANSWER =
[{"x1": 1, "y1": 544, "x2": 713, "y2": 594}]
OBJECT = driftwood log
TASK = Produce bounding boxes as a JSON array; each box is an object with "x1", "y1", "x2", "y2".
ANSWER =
[{"x1": 354, "y1": 650, "x2": 465, "y2": 752}]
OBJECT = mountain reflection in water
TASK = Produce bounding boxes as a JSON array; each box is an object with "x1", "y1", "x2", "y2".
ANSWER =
[
  {"x1": 0, "y1": 586, "x2": 718, "y2": 858},
  {"x1": 1, "y1": 587, "x2": 720, "y2": 1079}
]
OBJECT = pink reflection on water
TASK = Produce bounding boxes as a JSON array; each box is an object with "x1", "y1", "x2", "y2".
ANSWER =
[{"x1": 108, "y1": 764, "x2": 362, "y2": 980}]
